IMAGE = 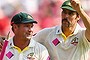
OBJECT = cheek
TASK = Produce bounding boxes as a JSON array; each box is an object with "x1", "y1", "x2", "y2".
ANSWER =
[
  {"x1": 24, "y1": 27, "x2": 28, "y2": 31},
  {"x1": 70, "y1": 19, "x2": 77, "y2": 25},
  {"x1": 24, "y1": 27, "x2": 30, "y2": 31},
  {"x1": 24, "y1": 27, "x2": 33, "y2": 32},
  {"x1": 31, "y1": 28, "x2": 33, "y2": 31},
  {"x1": 61, "y1": 14, "x2": 65, "y2": 19},
  {"x1": 19, "y1": 28, "x2": 28, "y2": 33},
  {"x1": 69, "y1": 16, "x2": 77, "y2": 21}
]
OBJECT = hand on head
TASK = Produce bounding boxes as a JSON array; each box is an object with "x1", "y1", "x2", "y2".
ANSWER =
[{"x1": 70, "y1": 0, "x2": 81, "y2": 12}]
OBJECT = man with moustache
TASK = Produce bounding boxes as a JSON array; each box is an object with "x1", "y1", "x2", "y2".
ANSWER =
[
  {"x1": 2, "y1": 12, "x2": 49, "y2": 60},
  {"x1": 33, "y1": 0, "x2": 90, "y2": 60}
]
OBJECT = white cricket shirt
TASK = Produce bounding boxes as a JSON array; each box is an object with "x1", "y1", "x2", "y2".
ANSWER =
[{"x1": 3, "y1": 38, "x2": 49, "y2": 60}]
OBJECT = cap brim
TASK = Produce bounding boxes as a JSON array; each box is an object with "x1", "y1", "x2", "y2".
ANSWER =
[
  {"x1": 61, "y1": 6, "x2": 76, "y2": 11},
  {"x1": 22, "y1": 19, "x2": 37, "y2": 24}
]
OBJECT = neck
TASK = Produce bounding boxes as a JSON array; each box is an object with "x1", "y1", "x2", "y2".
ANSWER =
[
  {"x1": 62, "y1": 25, "x2": 76, "y2": 37},
  {"x1": 13, "y1": 36, "x2": 30, "y2": 50}
]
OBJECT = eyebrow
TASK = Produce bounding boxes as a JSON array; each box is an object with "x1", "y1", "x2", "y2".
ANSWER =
[{"x1": 63, "y1": 9, "x2": 74, "y2": 12}]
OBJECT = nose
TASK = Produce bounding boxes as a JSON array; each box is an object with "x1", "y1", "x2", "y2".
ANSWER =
[
  {"x1": 28, "y1": 28, "x2": 33, "y2": 32},
  {"x1": 65, "y1": 13, "x2": 69, "y2": 18}
]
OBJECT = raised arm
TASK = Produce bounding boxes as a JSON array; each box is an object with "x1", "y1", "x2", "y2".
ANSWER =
[{"x1": 70, "y1": 0, "x2": 90, "y2": 41}]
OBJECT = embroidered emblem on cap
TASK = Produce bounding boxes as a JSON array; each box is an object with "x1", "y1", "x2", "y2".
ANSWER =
[
  {"x1": 71, "y1": 37, "x2": 78, "y2": 46},
  {"x1": 6, "y1": 51, "x2": 14, "y2": 59},
  {"x1": 27, "y1": 15, "x2": 33, "y2": 19},
  {"x1": 52, "y1": 38, "x2": 60, "y2": 46}
]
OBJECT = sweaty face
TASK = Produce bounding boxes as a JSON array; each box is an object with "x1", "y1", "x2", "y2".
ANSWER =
[
  {"x1": 61, "y1": 9, "x2": 79, "y2": 28},
  {"x1": 16, "y1": 23, "x2": 34, "y2": 40}
]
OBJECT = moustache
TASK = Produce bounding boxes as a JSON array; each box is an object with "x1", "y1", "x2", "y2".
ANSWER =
[{"x1": 62, "y1": 18, "x2": 70, "y2": 24}]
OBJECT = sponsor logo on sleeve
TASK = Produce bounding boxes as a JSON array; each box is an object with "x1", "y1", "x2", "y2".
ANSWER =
[{"x1": 52, "y1": 38, "x2": 60, "y2": 46}]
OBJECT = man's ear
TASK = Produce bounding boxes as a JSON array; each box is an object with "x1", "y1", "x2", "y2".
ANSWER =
[
  {"x1": 76, "y1": 15, "x2": 80, "y2": 21},
  {"x1": 12, "y1": 24, "x2": 19, "y2": 32}
]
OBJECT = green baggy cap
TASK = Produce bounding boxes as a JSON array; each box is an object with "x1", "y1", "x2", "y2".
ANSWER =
[
  {"x1": 11, "y1": 12, "x2": 37, "y2": 26},
  {"x1": 61, "y1": 1, "x2": 76, "y2": 11}
]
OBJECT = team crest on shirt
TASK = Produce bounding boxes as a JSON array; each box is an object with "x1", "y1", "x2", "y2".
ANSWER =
[
  {"x1": 27, "y1": 52, "x2": 35, "y2": 60},
  {"x1": 71, "y1": 37, "x2": 78, "y2": 46}
]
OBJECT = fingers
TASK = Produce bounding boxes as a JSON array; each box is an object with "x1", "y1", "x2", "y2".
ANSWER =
[
  {"x1": 0, "y1": 36, "x2": 6, "y2": 52},
  {"x1": 7, "y1": 31, "x2": 10, "y2": 40},
  {"x1": 70, "y1": 0, "x2": 80, "y2": 5},
  {"x1": 70, "y1": 0, "x2": 81, "y2": 10},
  {"x1": 0, "y1": 41, "x2": 3, "y2": 52}
]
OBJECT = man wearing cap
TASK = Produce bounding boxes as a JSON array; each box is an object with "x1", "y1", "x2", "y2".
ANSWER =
[
  {"x1": 33, "y1": 0, "x2": 90, "y2": 60},
  {"x1": 3, "y1": 12, "x2": 50, "y2": 60}
]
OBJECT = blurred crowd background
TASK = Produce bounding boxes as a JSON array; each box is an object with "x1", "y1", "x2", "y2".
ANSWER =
[{"x1": 0, "y1": 0, "x2": 90, "y2": 37}]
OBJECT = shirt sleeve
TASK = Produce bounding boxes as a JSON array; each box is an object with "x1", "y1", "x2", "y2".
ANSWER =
[
  {"x1": 40, "y1": 47, "x2": 50, "y2": 60},
  {"x1": 32, "y1": 28, "x2": 51, "y2": 44},
  {"x1": 35, "y1": 42, "x2": 50, "y2": 60},
  {"x1": 79, "y1": 30, "x2": 90, "y2": 50}
]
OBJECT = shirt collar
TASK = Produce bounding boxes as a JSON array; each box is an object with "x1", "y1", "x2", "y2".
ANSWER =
[
  {"x1": 8, "y1": 37, "x2": 14, "y2": 48},
  {"x1": 28, "y1": 39, "x2": 36, "y2": 47},
  {"x1": 56, "y1": 26, "x2": 62, "y2": 34},
  {"x1": 73, "y1": 24, "x2": 83, "y2": 34},
  {"x1": 8, "y1": 37, "x2": 36, "y2": 49}
]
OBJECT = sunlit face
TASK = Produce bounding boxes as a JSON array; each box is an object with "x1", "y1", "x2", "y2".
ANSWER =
[
  {"x1": 16, "y1": 23, "x2": 34, "y2": 40},
  {"x1": 61, "y1": 9, "x2": 79, "y2": 28}
]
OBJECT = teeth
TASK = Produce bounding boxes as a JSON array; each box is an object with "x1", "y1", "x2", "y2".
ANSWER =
[{"x1": 27, "y1": 36, "x2": 31, "y2": 39}]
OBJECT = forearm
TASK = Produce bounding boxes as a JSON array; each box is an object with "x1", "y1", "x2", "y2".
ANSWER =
[
  {"x1": 70, "y1": 0, "x2": 90, "y2": 29},
  {"x1": 78, "y1": 8, "x2": 90, "y2": 41},
  {"x1": 78, "y1": 8, "x2": 90, "y2": 29}
]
